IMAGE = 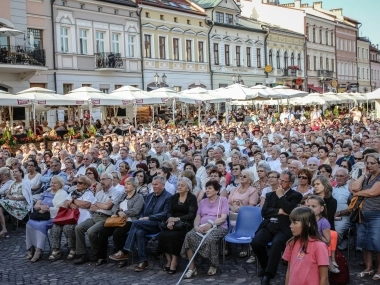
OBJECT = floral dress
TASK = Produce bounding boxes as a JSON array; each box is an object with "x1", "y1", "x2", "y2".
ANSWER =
[{"x1": 0, "y1": 182, "x2": 28, "y2": 220}]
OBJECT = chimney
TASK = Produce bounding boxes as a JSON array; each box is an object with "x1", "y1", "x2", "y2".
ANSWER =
[
  {"x1": 330, "y1": 8, "x2": 343, "y2": 16},
  {"x1": 313, "y1": 1, "x2": 322, "y2": 9},
  {"x1": 377, "y1": 44, "x2": 379, "y2": 50},
  {"x1": 294, "y1": 0, "x2": 301, "y2": 8}
]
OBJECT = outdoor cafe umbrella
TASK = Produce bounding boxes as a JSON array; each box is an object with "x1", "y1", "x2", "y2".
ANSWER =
[{"x1": 0, "y1": 27, "x2": 24, "y2": 37}]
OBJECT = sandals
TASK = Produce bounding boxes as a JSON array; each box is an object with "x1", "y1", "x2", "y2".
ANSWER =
[
  {"x1": 67, "y1": 250, "x2": 76, "y2": 260},
  {"x1": 31, "y1": 251, "x2": 43, "y2": 263},
  {"x1": 48, "y1": 250, "x2": 62, "y2": 261},
  {"x1": 207, "y1": 266, "x2": 217, "y2": 276},
  {"x1": 183, "y1": 269, "x2": 197, "y2": 279},
  {"x1": 26, "y1": 249, "x2": 35, "y2": 260},
  {"x1": 357, "y1": 270, "x2": 374, "y2": 278},
  {"x1": 239, "y1": 251, "x2": 248, "y2": 258},
  {"x1": 373, "y1": 274, "x2": 380, "y2": 281}
]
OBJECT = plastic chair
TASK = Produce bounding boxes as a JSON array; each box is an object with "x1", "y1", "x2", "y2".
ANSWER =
[{"x1": 222, "y1": 206, "x2": 262, "y2": 266}]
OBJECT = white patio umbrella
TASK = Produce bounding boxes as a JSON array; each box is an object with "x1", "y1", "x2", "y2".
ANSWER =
[
  {"x1": 0, "y1": 27, "x2": 24, "y2": 37},
  {"x1": 216, "y1": 83, "x2": 253, "y2": 100},
  {"x1": 272, "y1": 85, "x2": 308, "y2": 98},
  {"x1": 248, "y1": 85, "x2": 282, "y2": 100}
]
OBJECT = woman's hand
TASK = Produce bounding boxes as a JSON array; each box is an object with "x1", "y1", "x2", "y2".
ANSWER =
[
  {"x1": 111, "y1": 215, "x2": 118, "y2": 218},
  {"x1": 198, "y1": 223, "x2": 212, "y2": 234},
  {"x1": 69, "y1": 203, "x2": 78, "y2": 209},
  {"x1": 118, "y1": 211, "x2": 126, "y2": 218},
  {"x1": 167, "y1": 217, "x2": 178, "y2": 223}
]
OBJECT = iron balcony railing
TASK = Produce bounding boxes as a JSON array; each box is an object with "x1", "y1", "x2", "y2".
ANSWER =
[
  {"x1": 318, "y1": 70, "x2": 334, "y2": 78},
  {"x1": 95, "y1": 52, "x2": 123, "y2": 68},
  {"x1": 0, "y1": 45, "x2": 45, "y2": 66}
]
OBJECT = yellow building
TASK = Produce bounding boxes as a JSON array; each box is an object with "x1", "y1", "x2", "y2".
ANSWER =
[{"x1": 139, "y1": 0, "x2": 210, "y2": 91}]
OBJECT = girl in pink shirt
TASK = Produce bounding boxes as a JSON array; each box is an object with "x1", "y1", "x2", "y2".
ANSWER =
[{"x1": 283, "y1": 207, "x2": 329, "y2": 285}]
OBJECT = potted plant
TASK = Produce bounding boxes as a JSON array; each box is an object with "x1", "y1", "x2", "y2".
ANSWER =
[{"x1": 88, "y1": 125, "x2": 97, "y2": 137}]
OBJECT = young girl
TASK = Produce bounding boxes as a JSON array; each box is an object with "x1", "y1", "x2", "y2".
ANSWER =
[
  {"x1": 283, "y1": 207, "x2": 329, "y2": 285},
  {"x1": 307, "y1": 195, "x2": 339, "y2": 273}
]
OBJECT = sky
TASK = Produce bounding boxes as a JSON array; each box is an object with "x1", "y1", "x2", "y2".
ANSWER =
[{"x1": 282, "y1": 0, "x2": 380, "y2": 46}]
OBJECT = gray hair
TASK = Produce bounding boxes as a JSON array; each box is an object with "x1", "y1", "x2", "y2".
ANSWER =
[
  {"x1": 335, "y1": 167, "x2": 348, "y2": 176},
  {"x1": 230, "y1": 149, "x2": 241, "y2": 157},
  {"x1": 178, "y1": 176, "x2": 192, "y2": 191},
  {"x1": 101, "y1": 172, "x2": 113, "y2": 180},
  {"x1": 257, "y1": 161, "x2": 271, "y2": 173},
  {"x1": 0, "y1": 167, "x2": 14, "y2": 180},
  {"x1": 51, "y1": 175, "x2": 65, "y2": 188},
  {"x1": 271, "y1": 145, "x2": 281, "y2": 154},
  {"x1": 111, "y1": 171, "x2": 121, "y2": 180},
  {"x1": 241, "y1": 169, "x2": 255, "y2": 183},
  {"x1": 152, "y1": 176, "x2": 165, "y2": 185},
  {"x1": 281, "y1": 170, "x2": 296, "y2": 183},
  {"x1": 291, "y1": 160, "x2": 303, "y2": 169},
  {"x1": 307, "y1": 157, "x2": 319, "y2": 166},
  {"x1": 124, "y1": 177, "x2": 139, "y2": 188}
]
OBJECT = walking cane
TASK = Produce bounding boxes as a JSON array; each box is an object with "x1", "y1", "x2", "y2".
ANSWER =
[{"x1": 176, "y1": 225, "x2": 216, "y2": 285}]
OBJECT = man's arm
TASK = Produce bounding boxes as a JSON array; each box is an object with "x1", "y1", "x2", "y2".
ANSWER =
[
  {"x1": 278, "y1": 192, "x2": 302, "y2": 214},
  {"x1": 261, "y1": 193, "x2": 281, "y2": 218}
]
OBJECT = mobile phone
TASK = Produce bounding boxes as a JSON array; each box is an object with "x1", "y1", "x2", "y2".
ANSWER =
[{"x1": 334, "y1": 217, "x2": 342, "y2": 221}]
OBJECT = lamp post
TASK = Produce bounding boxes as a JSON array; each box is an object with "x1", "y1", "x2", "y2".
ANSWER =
[
  {"x1": 154, "y1": 73, "x2": 159, "y2": 86},
  {"x1": 154, "y1": 73, "x2": 167, "y2": 87}
]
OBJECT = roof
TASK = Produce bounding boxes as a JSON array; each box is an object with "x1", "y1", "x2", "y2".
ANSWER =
[
  {"x1": 139, "y1": 0, "x2": 205, "y2": 15},
  {"x1": 192, "y1": 0, "x2": 222, "y2": 9},
  {"x1": 97, "y1": 0, "x2": 137, "y2": 7},
  {"x1": 214, "y1": 21, "x2": 266, "y2": 33}
]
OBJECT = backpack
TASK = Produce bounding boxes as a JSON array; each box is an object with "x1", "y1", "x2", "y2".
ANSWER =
[{"x1": 329, "y1": 250, "x2": 349, "y2": 285}]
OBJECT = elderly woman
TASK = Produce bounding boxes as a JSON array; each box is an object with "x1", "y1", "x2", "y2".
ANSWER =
[
  {"x1": 85, "y1": 167, "x2": 102, "y2": 194},
  {"x1": 307, "y1": 157, "x2": 320, "y2": 177},
  {"x1": 0, "y1": 166, "x2": 14, "y2": 196},
  {"x1": 133, "y1": 170, "x2": 149, "y2": 197},
  {"x1": 158, "y1": 177, "x2": 198, "y2": 274},
  {"x1": 96, "y1": 177, "x2": 144, "y2": 266},
  {"x1": 293, "y1": 168, "x2": 314, "y2": 196},
  {"x1": 252, "y1": 161, "x2": 270, "y2": 198},
  {"x1": 351, "y1": 153, "x2": 380, "y2": 279},
  {"x1": 181, "y1": 180, "x2": 229, "y2": 278},
  {"x1": 228, "y1": 169, "x2": 258, "y2": 257},
  {"x1": 226, "y1": 164, "x2": 245, "y2": 193},
  {"x1": 25, "y1": 176, "x2": 67, "y2": 262},
  {"x1": 180, "y1": 170, "x2": 200, "y2": 194},
  {"x1": 0, "y1": 167, "x2": 33, "y2": 237},
  {"x1": 49, "y1": 176, "x2": 95, "y2": 261}
]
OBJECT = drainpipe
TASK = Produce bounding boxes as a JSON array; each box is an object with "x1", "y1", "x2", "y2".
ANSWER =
[
  {"x1": 50, "y1": 0, "x2": 57, "y2": 91},
  {"x1": 206, "y1": 7, "x2": 216, "y2": 90},
  {"x1": 263, "y1": 25, "x2": 270, "y2": 82},
  {"x1": 136, "y1": 5, "x2": 144, "y2": 90}
]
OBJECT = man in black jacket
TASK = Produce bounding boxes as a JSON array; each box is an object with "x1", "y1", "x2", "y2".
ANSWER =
[{"x1": 251, "y1": 170, "x2": 302, "y2": 285}]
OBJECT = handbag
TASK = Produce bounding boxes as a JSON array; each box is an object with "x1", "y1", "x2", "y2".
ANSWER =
[
  {"x1": 160, "y1": 220, "x2": 190, "y2": 231},
  {"x1": 53, "y1": 207, "x2": 80, "y2": 225},
  {"x1": 104, "y1": 216, "x2": 127, "y2": 227},
  {"x1": 348, "y1": 196, "x2": 364, "y2": 224},
  {"x1": 30, "y1": 211, "x2": 50, "y2": 221}
]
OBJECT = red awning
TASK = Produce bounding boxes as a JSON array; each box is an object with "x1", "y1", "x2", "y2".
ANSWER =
[{"x1": 308, "y1": 86, "x2": 323, "y2": 93}]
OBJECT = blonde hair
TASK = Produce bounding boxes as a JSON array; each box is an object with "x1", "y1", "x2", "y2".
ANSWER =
[{"x1": 51, "y1": 175, "x2": 65, "y2": 188}]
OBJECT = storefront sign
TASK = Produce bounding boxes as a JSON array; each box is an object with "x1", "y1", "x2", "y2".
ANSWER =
[
  {"x1": 17, "y1": 100, "x2": 29, "y2": 105},
  {"x1": 331, "y1": 79, "x2": 338, "y2": 88},
  {"x1": 37, "y1": 100, "x2": 46, "y2": 105},
  {"x1": 91, "y1": 99, "x2": 100, "y2": 105}
]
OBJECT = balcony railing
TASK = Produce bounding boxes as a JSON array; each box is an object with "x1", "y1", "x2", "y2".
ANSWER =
[
  {"x1": 318, "y1": 70, "x2": 334, "y2": 78},
  {"x1": 95, "y1": 52, "x2": 123, "y2": 68},
  {"x1": 0, "y1": 45, "x2": 45, "y2": 66}
]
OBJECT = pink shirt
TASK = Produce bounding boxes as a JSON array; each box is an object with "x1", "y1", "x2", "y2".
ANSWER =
[
  {"x1": 198, "y1": 196, "x2": 229, "y2": 228},
  {"x1": 282, "y1": 239, "x2": 329, "y2": 285}
]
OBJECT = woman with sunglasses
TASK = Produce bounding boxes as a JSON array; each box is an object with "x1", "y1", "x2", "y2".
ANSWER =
[
  {"x1": 252, "y1": 161, "x2": 270, "y2": 198},
  {"x1": 146, "y1": 158, "x2": 159, "y2": 184},
  {"x1": 293, "y1": 168, "x2": 314, "y2": 196}
]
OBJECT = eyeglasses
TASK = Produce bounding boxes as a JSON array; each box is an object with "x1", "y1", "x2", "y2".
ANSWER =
[
  {"x1": 112, "y1": 176, "x2": 119, "y2": 179},
  {"x1": 268, "y1": 176, "x2": 278, "y2": 179},
  {"x1": 86, "y1": 172, "x2": 93, "y2": 175},
  {"x1": 240, "y1": 175, "x2": 248, "y2": 179},
  {"x1": 298, "y1": 176, "x2": 308, "y2": 180},
  {"x1": 77, "y1": 181, "x2": 85, "y2": 185},
  {"x1": 308, "y1": 164, "x2": 317, "y2": 167},
  {"x1": 328, "y1": 155, "x2": 337, "y2": 158},
  {"x1": 27, "y1": 164, "x2": 34, "y2": 167},
  {"x1": 354, "y1": 157, "x2": 362, "y2": 160}
]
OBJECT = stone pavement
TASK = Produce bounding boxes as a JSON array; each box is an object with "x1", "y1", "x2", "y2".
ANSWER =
[{"x1": 0, "y1": 226, "x2": 377, "y2": 285}]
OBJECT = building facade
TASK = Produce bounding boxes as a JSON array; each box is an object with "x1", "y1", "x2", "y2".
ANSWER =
[
  {"x1": 357, "y1": 37, "x2": 371, "y2": 93},
  {"x1": 370, "y1": 44, "x2": 380, "y2": 91},
  {"x1": 140, "y1": 0, "x2": 210, "y2": 91}
]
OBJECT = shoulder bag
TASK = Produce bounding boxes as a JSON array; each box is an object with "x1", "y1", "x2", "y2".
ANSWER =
[
  {"x1": 53, "y1": 207, "x2": 80, "y2": 225},
  {"x1": 104, "y1": 216, "x2": 127, "y2": 227}
]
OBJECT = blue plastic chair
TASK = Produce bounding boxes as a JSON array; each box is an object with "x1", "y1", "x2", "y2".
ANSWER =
[{"x1": 222, "y1": 206, "x2": 262, "y2": 265}]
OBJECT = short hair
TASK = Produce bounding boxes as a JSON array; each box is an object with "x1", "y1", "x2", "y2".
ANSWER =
[
  {"x1": 364, "y1": 153, "x2": 380, "y2": 164},
  {"x1": 298, "y1": 168, "x2": 313, "y2": 184},
  {"x1": 280, "y1": 152, "x2": 289, "y2": 158},
  {"x1": 178, "y1": 176, "x2": 193, "y2": 191},
  {"x1": 335, "y1": 167, "x2": 348, "y2": 176},
  {"x1": 180, "y1": 170, "x2": 197, "y2": 190},
  {"x1": 209, "y1": 169, "x2": 222, "y2": 177},
  {"x1": 362, "y1": 148, "x2": 378, "y2": 156},
  {"x1": 86, "y1": 167, "x2": 99, "y2": 181},
  {"x1": 215, "y1": 160, "x2": 226, "y2": 167},
  {"x1": 149, "y1": 157, "x2": 160, "y2": 168},
  {"x1": 281, "y1": 170, "x2": 296, "y2": 183},
  {"x1": 342, "y1": 143, "x2": 352, "y2": 151},
  {"x1": 311, "y1": 175, "x2": 332, "y2": 198},
  {"x1": 51, "y1": 175, "x2": 65, "y2": 188},
  {"x1": 183, "y1": 162, "x2": 197, "y2": 173},
  {"x1": 111, "y1": 171, "x2": 121, "y2": 180},
  {"x1": 318, "y1": 146, "x2": 328, "y2": 153},
  {"x1": 77, "y1": 175, "x2": 92, "y2": 187},
  {"x1": 152, "y1": 175, "x2": 165, "y2": 185},
  {"x1": 124, "y1": 177, "x2": 139, "y2": 188},
  {"x1": 271, "y1": 145, "x2": 281, "y2": 154},
  {"x1": 179, "y1": 144, "x2": 189, "y2": 152},
  {"x1": 0, "y1": 167, "x2": 14, "y2": 180},
  {"x1": 257, "y1": 161, "x2": 271, "y2": 173},
  {"x1": 101, "y1": 172, "x2": 113, "y2": 180},
  {"x1": 267, "y1": 171, "x2": 280, "y2": 178},
  {"x1": 14, "y1": 167, "x2": 24, "y2": 178},
  {"x1": 241, "y1": 169, "x2": 255, "y2": 183},
  {"x1": 205, "y1": 180, "x2": 221, "y2": 192},
  {"x1": 318, "y1": 164, "x2": 333, "y2": 175}
]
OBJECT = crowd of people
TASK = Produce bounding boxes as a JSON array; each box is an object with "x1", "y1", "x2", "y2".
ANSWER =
[{"x1": 0, "y1": 105, "x2": 380, "y2": 285}]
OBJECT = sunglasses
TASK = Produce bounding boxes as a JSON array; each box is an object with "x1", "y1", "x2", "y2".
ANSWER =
[
  {"x1": 354, "y1": 157, "x2": 362, "y2": 160},
  {"x1": 240, "y1": 175, "x2": 248, "y2": 179},
  {"x1": 77, "y1": 181, "x2": 85, "y2": 185},
  {"x1": 86, "y1": 172, "x2": 93, "y2": 175},
  {"x1": 298, "y1": 176, "x2": 308, "y2": 180}
]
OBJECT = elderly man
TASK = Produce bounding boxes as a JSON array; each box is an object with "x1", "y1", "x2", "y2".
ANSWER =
[
  {"x1": 75, "y1": 154, "x2": 94, "y2": 177},
  {"x1": 251, "y1": 170, "x2": 302, "y2": 285},
  {"x1": 288, "y1": 160, "x2": 302, "y2": 187},
  {"x1": 109, "y1": 176, "x2": 171, "y2": 271},
  {"x1": 40, "y1": 159, "x2": 68, "y2": 194},
  {"x1": 333, "y1": 168, "x2": 351, "y2": 250},
  {"x1": 151, "y1": 143, "x2": 170, "y2": 165},
  {"x1": 88, "y1": 148, "x2": 102, "y2": 166},
  {"x1": 74, "y1": 173, "x2": 122, "y2": 264},
  {"x1": 97, "y1": 156, "x2": 115, "y2": 174},
  {"x1": 267, "y1": 145, "x2": 281, "y2": 173}
]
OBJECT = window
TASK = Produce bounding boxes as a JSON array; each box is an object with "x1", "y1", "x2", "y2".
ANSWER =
[
  {"x1": 320, "y1": 56, "x2": 323, "y2": 70},
  {"x1": 111, "y1": 33, "x2": 120, "y2": 53},
  {"x1": 159, "y1": 36, "x2": 166, "y2": 59},
  {"x1": 367, "y1": 49, "x2": 369, "y2": 59},
  {"x1": 319, "y1": 29, "x2": 322, "y2": 44},
  {"x1": 276, "y1": 51, "x2": 280, "y2": 69},
  {"x1": 100, "y1": 88, "x2": 109, "y2": 94},
  {"x1": 226, "y1": 14, "x2": 233, "y2": 24},
  {"x1": 306, "y1": 26, "x2": 309, "y2": 41},
  {"x1": 312, "y1": 28, "x2": 315, "y2": 42},
  {"x1": 268, "y1": 49, "x2": 273, "y2": 66},
  {"x1": 60, "y1": 27, "x2": 69, "y2": 52},
  {"x1": 257, "y1": 48, "x2": 261, "y2": 68},
  {"x1": 160, "y1": 15, "x2": 164, "y2": 20},
  {"x1": 331, "y1": 32, "x2": 334, "y2": 46},
  {"x1": 63, "y1": 84, "x2": 72, "y2": 94},
  {"x1": 144, "y1": 35, "x2": 151, "y2": 58},
  {"x1": 225, "y1": 45, "x2": 230, "y2": 66},
  {"x1": 297, "y1": 53, "x2": 301, "y2": 68},
  {"x1": 114, "y1": 10, "x2": 118, "y2": 15},
  {"x1": 283, "y1": 51, "x2": 288, "y2": 69},
  {"x1": 115, "y1": 85, "x2": 123, "y2": 90},
  {"x1": 214, "y1": 43, "x2": 219, "y2": 65},
  {"x1": 187, "y1": 20, "x2": 190, "y2": 25},
  {"x1": 82, "y1": 84, "x2": 92, "y2": 87},
  {"x1": 307, "y1": 55, "x2": 310, "y2": 70},
  {"x1": 62, "y1": 1, "x2": 66, "y2": 6},
  {"x1": 367, "y1": 69, "x2": 369, "y2": 79},
  {"x1": 97, "y1": 7, "x2": 102, "y2": 12},
  {"x1": 173, "y1": 86, "x2": 182, "y2": 92},
  {"x1": 80, "y1": 3, "x2": 85, "y2": 9},
  {"x1": 325, "y1": 31, "x2": 328, "y2": 45},
  {"x1": 129, "y1": 12, "x2": 134, "y2": 17},
  {"x1": 326, "y1": 58, "x2": 329, "y2": 71},
  {"x1": 357, "y1": 47, "x2": 360, "y2": 57},
  {"x1": 128, "y1": 35, "x2": 135, "y2": 57},
  {"x1": 290, "y1": 52, "x2": 294, "y2": 66},
  {"x1": 246, "y1": 47, "x2": 251, "y2": 67},
  {"x1": 186, "y1": 40, "x2": 192, "y2": 61},
  {"x1": 28, "y1": 28, "x2": 43, "y2": 49},
  {"x1": 216, "y1": 12, "x2": 224, "y2": 23},
  {"x1": 236, "y1": 46, "x2": 241, "y2": 67},
  {"x1": 362, "y1": 48, "x2": 364, "y2": 58},
  {"x1": 313, "y1": 56, "x2": 317, "y2": 71},
  {"x1": 79, "y1": 29, "x2": 87, "y2": 54},
  {"x1": 198, "y1": 42, "x2": 204, "y2": 62},
  {"x1": 96, "y1": 31, "x2": 105, "y2": 53},
  {"x1": 174, "y1": 17, "x2": 177, "y2": 23},
  {"x1": 145, "y1": 12, "x2": 149, "y2": 18},
  {"x1": 173, "y1": 38, "x2": 179, "y2": 60},
  {"x1": 331, "y1": 59, "x2": 334, "y2": 72},
  {"x1": 199, "y1": 22, "x2": 203, "y2": 27}
]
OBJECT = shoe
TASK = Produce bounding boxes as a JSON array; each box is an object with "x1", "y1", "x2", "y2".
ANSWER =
[
  {"x1": 329, "y1": 266, "x2": 340, "y2": 274},
  {"x1": 357, "y1": 270, "x2": 374, "y2": 278},
  {"x1": 239, "y1": 251, "x2": 248, "y2": 258},
  {"x1": 0, "y1": 231, "x2": 8, "y2": 238},
  {"x1": 258, "y1": 269, "x2": 266, "y2": 277},
  {"x1": 67, "y1": 250, "x2": 76, "y2": 260},
  {"x1": 246, "y1": 256, "x2": 256, "y2": 264},
  {"x1": 117, "y1": 260, "x2": 128, "y2": 268},
  {"x1": 48, "y1": 250, "x2": 61, "y2": 262},
  {"x1": 332, "y1": 261, "x2": 339, "y2": 268},
  {"x1": 163, "y1": 267, "x2": 170, "y2": 271},
  {"x1": 134, "y1": 261, "x2": 149, "y2": 272},
  {"x1": 261, "y1": 275, "x2": 271, "y2": 285},
  {"x1": 373, "y1": 274, "x2": 380, "y2": 281},
  {"x1": 94, "y1": 259, "x2": 107, "y2": 266},
  {"x1": 207, "y1": 266, "x2": 217, "y2": 276},
  {"x1": 26, "y1": 249, "x2": 35, "y2": 260},
  {"x1": 183, "y1": 269, "x2": 197, "y2": 279},
  {"x1": 73, "y1": 254, "x2": 89, "y2": 265},
  {"x1": 109, "y1": 250, "x2": 129, "y2": 261},
  {"x1": 168, "y1": 268, "x2": 177, "y2": 274},
  {"x1": 31, "y1": 251, "x2": 43, "y2": 263}
]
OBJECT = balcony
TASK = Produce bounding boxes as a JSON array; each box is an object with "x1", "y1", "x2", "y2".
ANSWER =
[
  {"x1": 0, "y1": 45, "x2": 47, "y2": 78},
  {"x1": 317, "y1": 70, "x2": 334, "y2": 78},
  {"x1": 95, "y1": 52, "x2": 123, "y2": 71}
]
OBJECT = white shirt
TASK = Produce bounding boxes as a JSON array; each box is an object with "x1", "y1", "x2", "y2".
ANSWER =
[{"x1": 25, "y1": 173, "x2": 42, "y2": 189}]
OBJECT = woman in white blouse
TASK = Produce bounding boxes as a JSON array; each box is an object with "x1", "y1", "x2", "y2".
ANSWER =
[{"x1": 25, "y1": 159, "x2": 42, "y2": 200}]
